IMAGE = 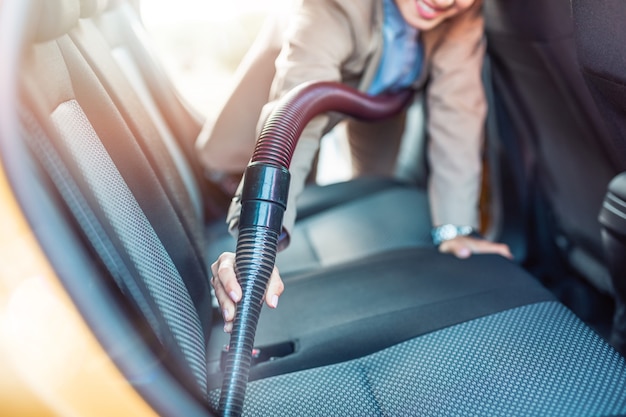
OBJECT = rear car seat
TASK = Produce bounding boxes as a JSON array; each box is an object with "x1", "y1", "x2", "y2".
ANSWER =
[
  {"x1": 11, "y1": 0, "x2": 626, "y2": 415},
  {"x1": 82, "y1": 0, "x2": 436, "y2": 275}
]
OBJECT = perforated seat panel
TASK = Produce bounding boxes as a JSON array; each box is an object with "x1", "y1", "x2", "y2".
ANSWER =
[{"x1": 209, "y1": 302, "x2": 626, "y2": 416}]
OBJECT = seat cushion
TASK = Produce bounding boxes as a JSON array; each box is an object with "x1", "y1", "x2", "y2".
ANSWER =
[
  {"x1": 209, "y1": 301, "x2": 626, "y2": 416},
  {"x1": 206, "y1": 180, "x2": 433, "y2": 275},
  {"x1": 207, "y1": 248, "x2": 554, "y2": 383}
]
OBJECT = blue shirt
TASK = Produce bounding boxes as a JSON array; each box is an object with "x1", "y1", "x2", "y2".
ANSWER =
[{"x1": 367, "y1": 0, "x2": 423, "y2": 96}]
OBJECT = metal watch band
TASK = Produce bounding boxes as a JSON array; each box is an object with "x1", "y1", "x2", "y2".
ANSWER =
[{"x1": 431, "y1": 224, "x2": 474, "y2": 246}]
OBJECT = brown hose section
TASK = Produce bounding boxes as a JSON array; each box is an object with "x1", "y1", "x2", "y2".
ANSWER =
[{"x1": 251, "y1": 81, "x2": 414, "y2": 168}]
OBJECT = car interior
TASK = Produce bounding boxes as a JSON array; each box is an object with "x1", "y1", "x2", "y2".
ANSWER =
[{"x1": 1, "y1": 0, "x2": 626, "y2": 415}]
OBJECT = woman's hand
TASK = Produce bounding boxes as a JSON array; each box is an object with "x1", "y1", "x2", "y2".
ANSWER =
[
  {"x1": 438, "y1": 236, "x2": 513, "y2": 259},
  {"x1": 210, "y1": 252, "x2": 284, "y2": 333}
]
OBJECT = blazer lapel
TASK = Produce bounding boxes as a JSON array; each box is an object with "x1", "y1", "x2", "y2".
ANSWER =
[{"x1": 358, "y1": 0, "x2": 384, "y2": 92}]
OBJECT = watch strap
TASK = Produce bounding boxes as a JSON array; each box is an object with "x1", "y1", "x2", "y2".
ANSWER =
[{"x1": 431, "y1": 224, "x2": 475, "y2": 246}]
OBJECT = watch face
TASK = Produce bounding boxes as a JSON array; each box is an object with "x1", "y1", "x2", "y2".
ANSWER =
[
  {"x1": 432, "y1": 224, "x2": 474, "y2": 245},
  {"x1": 439, "y1": 224, "x2": 457, "y2": 241}
]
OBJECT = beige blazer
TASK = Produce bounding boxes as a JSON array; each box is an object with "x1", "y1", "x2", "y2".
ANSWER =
[{"x1": 209, "y1": 0, "x2": 486, "y2": 246}]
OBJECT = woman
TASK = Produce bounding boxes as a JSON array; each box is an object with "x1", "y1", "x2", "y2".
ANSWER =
[{"x1": 201, "y1": 0, "x2": 512, "y2": 332}]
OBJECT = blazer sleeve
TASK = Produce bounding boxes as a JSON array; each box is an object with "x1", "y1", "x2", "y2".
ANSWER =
[
  {"x1": 425, "y1": 0, "x2": 487, "y2": 229},
  {"x1": 226, "y1": 0, "x2": 360, "y2": 248}
]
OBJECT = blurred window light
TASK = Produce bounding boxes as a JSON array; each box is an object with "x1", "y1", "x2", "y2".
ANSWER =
[{"x1": 139, "y1": 0, "x2": 289, "y2": 115}]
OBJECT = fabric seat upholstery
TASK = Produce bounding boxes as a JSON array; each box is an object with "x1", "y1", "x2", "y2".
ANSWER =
[
  {"x1": 13, "y1": 0, "x2": 626, "y2": 415},
  {"x1": 209, "y1": 302, "x2": 626, "y2": 416}
]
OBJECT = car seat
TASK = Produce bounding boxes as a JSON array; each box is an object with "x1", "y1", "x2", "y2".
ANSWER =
[
  {"x1": 5, "y1": 0, "x2": 626, "y2": 415},
  {"x1": 483, "y1": 0, "x2": 625, "y2": 335},
  {"x1": 570, "y1": 0, "x2": 626, "y2": 355}
]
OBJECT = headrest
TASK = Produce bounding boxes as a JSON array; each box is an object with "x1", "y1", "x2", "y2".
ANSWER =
[
  {"x1": 79, "y1": 0, "x2": 110, "y2": 18},
  {"x1": 32, "y1": 0, "x2": 81, "y2": 42}
]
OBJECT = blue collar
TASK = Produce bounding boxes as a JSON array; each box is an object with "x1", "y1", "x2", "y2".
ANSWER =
[{"x1": 368, "y1": 0, "x2": 423, "y2": 95}]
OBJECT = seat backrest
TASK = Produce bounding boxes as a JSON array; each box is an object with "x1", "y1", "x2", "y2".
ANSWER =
[
  {"x1": 19, "y1": 0, "x2": 212, "y2": 397},
  {"x1": 84, "y1": 0, "x2": 237, "y2": 221},
  {"x1": 570, "y1": 0, "x2": 626, "y2": 355},
  {"x1": 72, "y1": 0, "x2": 211, "y2": 256},
  {"x1": 570, "y1": 0, "x2": 626, "y2": 160},
  {"x1": 96, "y1": 0, "x2": 205, "y2": 182},
  {"x1": 484, "y1": 0, "x2": 623, "y2": 297}
]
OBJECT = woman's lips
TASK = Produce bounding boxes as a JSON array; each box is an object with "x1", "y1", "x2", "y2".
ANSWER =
[{"x1": 415, "y1": 0, "x2": 444, "y2": 20}]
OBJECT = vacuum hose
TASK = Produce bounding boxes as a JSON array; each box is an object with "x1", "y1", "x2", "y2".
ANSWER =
[{"x1": 218, "y1": 81, "x2": 413, "y2": 417}]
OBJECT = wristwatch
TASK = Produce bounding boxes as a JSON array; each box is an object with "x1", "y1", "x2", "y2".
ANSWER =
[{"x1": 431, "y1": 224, "x2": 474, "y2": 246}]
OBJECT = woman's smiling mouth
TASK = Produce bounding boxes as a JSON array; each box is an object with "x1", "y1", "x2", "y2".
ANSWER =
[{"x1": 415, "y1": 0, "x2": 447, "y2": 20}]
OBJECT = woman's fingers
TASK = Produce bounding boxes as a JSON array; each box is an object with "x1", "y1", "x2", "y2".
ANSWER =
[
  {"x1": 211, "y1": 252, "x2": 284, "y2": 333},
  {"x1": 212, "y1": 252, "x2": 241, "y2": 302},
  {"x1": 473, "y1": 240, "x2": 513, "y2": 259},
  {"x1": 439, "y1": 236, "x2": 513, "y2": 259},
  {"x1": 265, "y1": 266, "x2": 285, "y2": 308},
  {"x1": 211, "y1": 252, "x2": 240, "y2": 332}
]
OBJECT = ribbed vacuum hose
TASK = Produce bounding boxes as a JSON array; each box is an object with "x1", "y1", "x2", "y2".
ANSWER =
[
  {"x1": 252, "y1": 81, "x2": 413, "y2": 168},
  {"x1": 218, "y1": 81, "x2": 413, "y2": 417},
  {"x1": 218, "y1": 163, "x2": 288, "y2": 417}
]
